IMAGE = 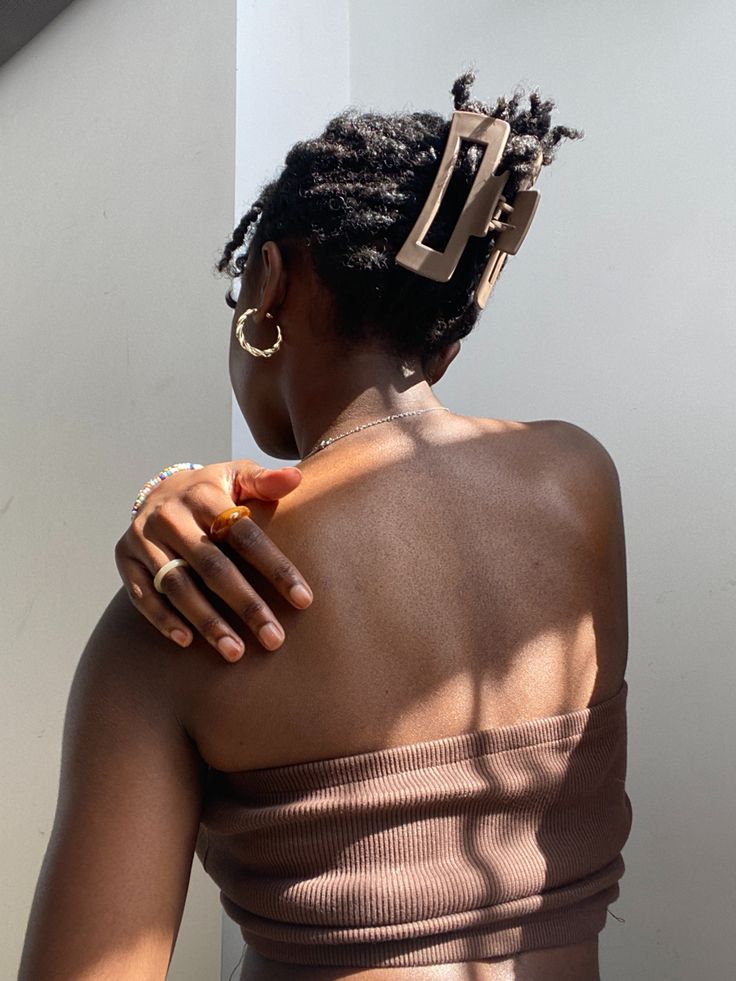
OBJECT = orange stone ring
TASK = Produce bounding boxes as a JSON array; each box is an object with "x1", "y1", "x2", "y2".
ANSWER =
[{"x1": 210, "y1": 505, "x2": 252, "y2": 542}]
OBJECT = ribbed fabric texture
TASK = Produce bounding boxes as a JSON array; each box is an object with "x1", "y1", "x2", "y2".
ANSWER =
[{"x1": 196, "y1": 682, "x2": 632, "y2": 967}]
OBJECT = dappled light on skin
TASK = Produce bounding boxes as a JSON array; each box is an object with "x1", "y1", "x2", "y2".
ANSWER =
[
  {"x1": 187, "y1": 421, "x2": 626, "y2": 981},
  {"x1": 198, "y1": 420, "x2": 626, "y2": 770}
]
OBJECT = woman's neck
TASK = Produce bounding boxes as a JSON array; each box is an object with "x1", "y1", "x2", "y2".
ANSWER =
[{"x1": 284, "y1": 346, "x2": 444, "y2": 462}]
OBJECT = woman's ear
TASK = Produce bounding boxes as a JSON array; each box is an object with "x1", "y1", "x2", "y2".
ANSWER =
[
  {"x1": 258, "y1": 241, "x2": 288, "y2": 313},
  {"x1": 425, "y1": 340, "x2": 461, "y2": 385}
]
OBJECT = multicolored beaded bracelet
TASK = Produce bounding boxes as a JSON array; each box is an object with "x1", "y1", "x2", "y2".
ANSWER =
[{"x1": 130, "y1": 463, "x2": 203, "y2": 520}]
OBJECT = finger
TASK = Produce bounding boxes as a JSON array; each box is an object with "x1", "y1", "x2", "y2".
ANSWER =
[
  {"x1": 127, "y1": 538, "x2": 248, "y2": 663},
  {"x1": 226, "y1": 516, "x2": 313, "y2": 610},
  {"x1": 142, "y1": 490, "x2": 308, "y2": 639},
  {"x1": 165, "y1": 483, "x2": 313, "y2": 612},
  {"x1": 117, "y1": 555, "x2": 194, "y2": 649},
  {"x1": 231, "y1": 463, "x2": 302, "y2": 502},
  {"x1": 184, "y1": 536, "x2": 287, "y2": 652},
  {"x1": 151, "y1": 559, "x2": 248, "y2": 662}
]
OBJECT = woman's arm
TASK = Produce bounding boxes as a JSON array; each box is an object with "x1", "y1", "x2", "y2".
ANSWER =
[
  {"x1": 116, "y1": 460, "x2": 313, "y2": 660},
  {"x1": 19, "y1": 590, "x2": 205, "y2": 981}
]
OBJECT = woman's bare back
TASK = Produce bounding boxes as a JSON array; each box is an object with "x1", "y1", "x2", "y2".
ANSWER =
[{"x1": 184, "y1": 414, "x2": 628, "y2": 980}]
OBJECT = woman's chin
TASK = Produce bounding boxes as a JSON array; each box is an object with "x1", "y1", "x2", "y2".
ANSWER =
[{"x1": 250, "y1": 428, "x2": 301, "y2": 462}]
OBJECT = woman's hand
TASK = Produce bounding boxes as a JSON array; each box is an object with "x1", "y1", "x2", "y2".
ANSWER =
[{"x1": 115, "y1": 461, "x2": 312, "y2": 662}]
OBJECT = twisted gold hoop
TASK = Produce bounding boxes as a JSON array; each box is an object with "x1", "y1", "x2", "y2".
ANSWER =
[{"x1": 235, "y1": 307, "x2": 283, "y2": 358}]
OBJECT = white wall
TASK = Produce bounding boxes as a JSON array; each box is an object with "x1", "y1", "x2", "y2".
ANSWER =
[
  {"x1": 231, "y1": 2, "x2": 736, "y2": 979},
  {"x1": 1, "y1": 0, "x2": 235, "y2": 977}
]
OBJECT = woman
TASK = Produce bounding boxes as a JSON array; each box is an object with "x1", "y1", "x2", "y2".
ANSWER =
[{"x1": 20, "y1": 71, "x2": 631, "y2": 980}]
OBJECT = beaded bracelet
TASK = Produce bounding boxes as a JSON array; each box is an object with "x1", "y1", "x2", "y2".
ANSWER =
[{"x1": 130, "y1": 463, "x2": 203, "y2": 520}]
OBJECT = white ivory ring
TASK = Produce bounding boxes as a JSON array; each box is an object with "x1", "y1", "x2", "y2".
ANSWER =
[{"x1": 153, "y1": 558, "x2": 190, "y2": 594}]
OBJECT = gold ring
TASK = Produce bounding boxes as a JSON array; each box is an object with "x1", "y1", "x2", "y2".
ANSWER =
[
  {"x1": 153, "y1": 558, "x2": 190, "y2": 593},
  {"x1": 210, "y1": 505, "x2": 251, "y2": 542}
]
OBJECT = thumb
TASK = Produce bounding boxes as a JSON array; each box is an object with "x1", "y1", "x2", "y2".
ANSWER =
[{"x1": 231, "y1": 461, "x2": 303, "y2": 502}]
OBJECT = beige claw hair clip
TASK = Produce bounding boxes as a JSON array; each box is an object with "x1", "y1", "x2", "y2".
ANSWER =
[{"x1": 395, "y1": 110, "x2": 542, "y2": 308}]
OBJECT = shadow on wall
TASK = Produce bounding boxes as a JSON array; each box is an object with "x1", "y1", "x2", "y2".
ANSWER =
[{"x1": 0, "y1": 0, "x2": 76, "y2": 68}]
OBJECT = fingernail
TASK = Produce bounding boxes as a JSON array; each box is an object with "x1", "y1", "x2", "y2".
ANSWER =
[
  {"x1": 258, "y1": 622, "x2": 284, "y2": 651},
  {"x1": 290, "y1": 584, "x2": 313, "y2": 608},
  {"x1": 171, "y1": 629, "x2": 190, "y2": 648},
  {"x1": 218, "y1": 636, "x2": 244, "y2": 661}
]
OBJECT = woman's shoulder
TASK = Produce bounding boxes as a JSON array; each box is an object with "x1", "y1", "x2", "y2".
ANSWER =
[
  {"x1": 459, "y1": 414, "x2": 621, "y2": 494},
  {"x1": 522, "y1": 417, "x2": 624, "y2": 515},
  {"x1": 458, "y1": 417, "x2": 626, "y2": 595},
  {"x1": 76, "y1": 589, "x2": 204, "y2": 721},
  {"x1": 468, "y1": 414, "x2": 618, "y2": 458},
  {"x1": 527, "y1": 417, "x2": 621, "y2": 471}
]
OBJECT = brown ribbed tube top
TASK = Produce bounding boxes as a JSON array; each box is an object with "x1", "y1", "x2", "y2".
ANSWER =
[{"x1": 196, "y1": 682, "x2": 632, "y2": 967}]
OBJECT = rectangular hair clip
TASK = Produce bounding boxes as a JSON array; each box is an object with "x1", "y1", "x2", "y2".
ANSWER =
[
  {"x1": 475, "y1": 160, "x2": 541, "y2": 309},
  {"x1": 395, "y1": 110, "x2": 542, "y2": 310}
]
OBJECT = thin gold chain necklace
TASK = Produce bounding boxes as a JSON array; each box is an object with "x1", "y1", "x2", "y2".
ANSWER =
[{"x1": 302, "y1": 406, "x2": 451, "y2": 461}]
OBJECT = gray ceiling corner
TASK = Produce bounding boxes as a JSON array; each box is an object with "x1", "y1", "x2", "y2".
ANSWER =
[{"x1": 0, "y1": 0, "x2": 78, "y2": 68}]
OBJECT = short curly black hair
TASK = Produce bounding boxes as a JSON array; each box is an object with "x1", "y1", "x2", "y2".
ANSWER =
[{"x1": 218, "y1": 69, "x2": 582, "y2": 368}]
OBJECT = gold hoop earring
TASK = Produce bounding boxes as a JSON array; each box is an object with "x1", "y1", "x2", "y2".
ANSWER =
[{"x1": 235, "y1": 307, "x2": 283, "y2": 358}]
